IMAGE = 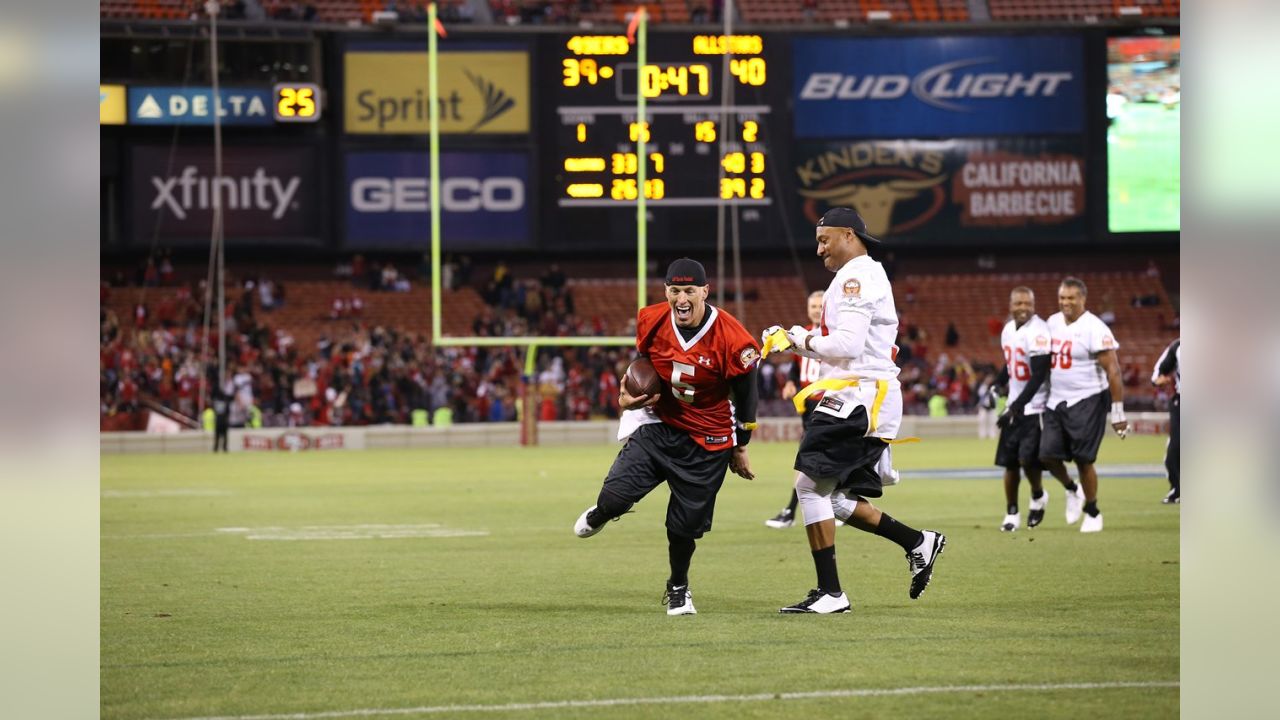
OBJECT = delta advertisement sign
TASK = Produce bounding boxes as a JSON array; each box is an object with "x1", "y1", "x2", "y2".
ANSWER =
[
  {"x1": 343, "y1": 43, "x2": 530, "y2": 134},
  {"x1": 344, "y1": 150, "x2": 531, "y2": 249},
  {"x1": 127, "y1": 86, "x2": 275, "y2": 126},
  {"x1": 793, "y1": 36, "x2": 1084, "y2": 138},
  {"x1": 128, "y1": 144, "x2": 321, "y2": 244},
  {"x1": 792, "y1": 137, "x2": 1087, "y2": 243}
]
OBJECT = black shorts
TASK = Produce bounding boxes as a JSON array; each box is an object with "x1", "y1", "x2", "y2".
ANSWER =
[
  {"x1": 600, "y1": 422, "x2": 732, "y2": 539},
  {"x1": 1040, "y1": 390, "x2": 1110, "y2": 465},
  {"x1": 794, "y1": 403, "x2": 887, "y2": 499},
  {"x1": 995, "y1": 412, "x2": 1042, "y2": 470}
]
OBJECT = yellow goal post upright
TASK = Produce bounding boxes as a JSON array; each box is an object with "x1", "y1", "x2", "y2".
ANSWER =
[{"x1": 425, "y1": 4, "x2": 651, "y2": 445}]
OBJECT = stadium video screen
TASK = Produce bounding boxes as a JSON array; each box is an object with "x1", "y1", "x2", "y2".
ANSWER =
[{"x1": 1107, "y1": 36, "x2": 1180, "y2": 233}]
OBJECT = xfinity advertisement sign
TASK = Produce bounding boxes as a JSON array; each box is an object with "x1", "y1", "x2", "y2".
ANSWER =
[
  {"x1": 344, "y1": 151, "x2": 530, "y2": 248},
  {"x1": 129, "y1": 145, "x2": 320, "y2": 244},
  {"x1": 793, "y1": 36, "x2": 1084, "y2": 138}
]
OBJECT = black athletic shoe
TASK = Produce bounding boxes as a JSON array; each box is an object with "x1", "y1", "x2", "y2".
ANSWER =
[
  {"x1": 1162, "y1": 488, "x2": 1180, "y2": 504},
  {"x1": 906, "y1": 530, "x2": 946, "y2": 600},
  {"x1": 765, "y1": 508, "x2": 795, "y2": 529},
  {"x1": 662, "y1": 583, "x2": 696, "y2": 616},
  {"x1": 1027, "y1": 491, "x2": 1048, "y2": 528},
  {"x1": 779, "y1": 588, "x2": 850, "y2": 614}
]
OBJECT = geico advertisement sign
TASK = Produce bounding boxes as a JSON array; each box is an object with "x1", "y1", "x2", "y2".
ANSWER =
[
  {"x1": 344, "y1": 151, "x2": 530, "y2": 249},
  {"x1": 344, "y1": 48, "x2": 529, "y2": 134},
  {"x1": 129, "y1": 145, "x2": 319, "y2": 243},
  {"x1": 793, "y1": 36, "x2": 1083, "y2": 138}
]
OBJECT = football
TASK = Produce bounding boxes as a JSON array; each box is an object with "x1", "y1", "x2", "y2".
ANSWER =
[{"x1": 623, "y1": 357, "x2": 662, "y2": 398}]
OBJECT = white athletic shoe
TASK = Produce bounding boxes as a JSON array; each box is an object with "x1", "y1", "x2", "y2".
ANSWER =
[
  {"x1": 907, "y1": 530, "x2": 947, "y2": 600},
  {"x1": 764, "y1": 509, "x2": 795, "y2": 529},
  {"x1": 779, "y1": 589, "x2": 851, "y2": 614},
  {"x1": 1064, "y1": 485, "x2": 1085, "y2": 525},
  {"x1": 663, "y1": 584, "x2": 696, "y2": 616},
  {"x1": 1000, "y1": 513, "x2": 1020, "y2": 532},
  {"x1": 1080, "y1": 513, "x2": 1104, "y2": 533},
  {"x1": 1027, "y1": 490, "x2": 1049, "y2": 528},
  {"x1": 574, "y1": 505, "x2": 606, "y2": 538}
]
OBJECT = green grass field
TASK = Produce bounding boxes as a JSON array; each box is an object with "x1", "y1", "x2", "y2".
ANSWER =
[
  {"x1": 1108, "y1": 102, "x2": 1181, "y2": 233},
  {"x1": 102, "y1": 436, "x2": 1178, "y2": 720}
]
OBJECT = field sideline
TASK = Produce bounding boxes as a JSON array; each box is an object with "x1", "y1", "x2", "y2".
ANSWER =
[{"x1": 102, "y1": 436, "x2": 1178, "y2": 719}]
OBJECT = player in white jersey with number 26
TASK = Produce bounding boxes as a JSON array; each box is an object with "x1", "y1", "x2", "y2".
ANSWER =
[{"x1": 1039, "y1": 277, "x2": 1129, "y2": 534}]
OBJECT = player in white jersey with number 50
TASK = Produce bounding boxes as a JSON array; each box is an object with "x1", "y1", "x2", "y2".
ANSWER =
[{"x1": 1039, "y1": 277, "x2": 1129, "y2": 534}]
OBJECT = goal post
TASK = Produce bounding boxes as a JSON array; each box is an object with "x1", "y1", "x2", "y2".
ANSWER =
[{"x1": 425, "y1": 4, "x2": 651, "y2": 445}]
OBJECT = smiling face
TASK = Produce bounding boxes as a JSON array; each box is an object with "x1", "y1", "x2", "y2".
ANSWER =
[
  {"x1": 1009, "y1": 289, "x2": 1035, "y2": 326},
  {"x1": 807, "y1": 291, "x2": 824, "y2": 325},
  {"x1": 1058, "y1": 283, "x2": 1086, "y2": 323},
  {"x1": 815, "y1": 226, "x2": 865, "y2": 272},
  {"x1": 666, "y1": 283, "x2": 709, "y2": 327}
]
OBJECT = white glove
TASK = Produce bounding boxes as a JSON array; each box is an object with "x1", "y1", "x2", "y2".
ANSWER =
[
  {"x1": 788, "y1": 325, "x2": 820, "y2": 358},
  {"x1": 761, "y1": 325, "x2": 784, "y2": 345},
  {"x1": 1110, "y1": 401, "x2": 1129, "y2": 438}
]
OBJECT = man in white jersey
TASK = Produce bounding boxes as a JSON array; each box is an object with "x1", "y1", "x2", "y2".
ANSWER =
[
  {"x1": 1040, "y1": 277, "x2": 1130, "y2": 533},
  {"x1": 1152, "y1": 338, "x2": 1180, "y2": 504},
  {"x1": 993, "y1": 287, "x2": 1084, "y2": 531},
  {"x1": 764, "y1": 207, "x2": 945, "y2": 614}
]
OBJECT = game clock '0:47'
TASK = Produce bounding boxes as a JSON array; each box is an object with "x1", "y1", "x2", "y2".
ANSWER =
[{"x1": 273, "y1": 83, "x2": 321, "y2": 123}]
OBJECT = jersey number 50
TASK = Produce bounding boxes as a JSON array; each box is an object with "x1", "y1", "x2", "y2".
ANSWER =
[
  {"x1": 1049, "y1": 340, "x2": 1074, "y2": 369},
  {"x1": 670, "y1": 361, "x2": 697, "y2": 403}
]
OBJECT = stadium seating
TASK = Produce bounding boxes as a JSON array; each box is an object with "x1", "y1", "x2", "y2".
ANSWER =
[
  {"x1": 736, "y1": 0, "x2": 968, "y2": 23},
  {"x1": 987, "y1": 0, "x2": 1179, "y2": 21}
]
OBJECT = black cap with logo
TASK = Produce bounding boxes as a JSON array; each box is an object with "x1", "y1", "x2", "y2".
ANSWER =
[
  {"x1": 817, "y1": 207, "x2": 880, "y2": 244},
  {"x1": 664, "y1": 258, "x2": 707, "y2": 286}
]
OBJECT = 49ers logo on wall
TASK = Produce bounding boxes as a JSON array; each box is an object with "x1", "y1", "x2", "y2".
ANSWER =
[{"x1": 242, "y1": 432, "x2": 347, "y2": 451}]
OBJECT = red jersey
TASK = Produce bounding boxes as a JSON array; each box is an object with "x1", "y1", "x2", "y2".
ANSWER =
[{"x1": 636, "y1": 303, "x2": 760, "y2": 451}]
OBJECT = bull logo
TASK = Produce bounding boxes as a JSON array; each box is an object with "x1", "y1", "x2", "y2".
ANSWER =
[{"x1": 799, "y1": 175, "x2": 947, "y2": 236}]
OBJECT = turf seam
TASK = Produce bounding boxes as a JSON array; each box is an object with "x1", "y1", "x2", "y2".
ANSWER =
[{"x1": 147, "y1": 680, "x2": 1180, "y2": 720}]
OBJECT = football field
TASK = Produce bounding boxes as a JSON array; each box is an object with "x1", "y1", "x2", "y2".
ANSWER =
[{"x1": 102, "y1": 435, "x2": 1179, "y2": 719}]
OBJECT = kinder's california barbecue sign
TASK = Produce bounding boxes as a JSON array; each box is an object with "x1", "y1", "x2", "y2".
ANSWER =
[{"x1": 791, "y1": 138, "x2": 1086, "y2": 244}]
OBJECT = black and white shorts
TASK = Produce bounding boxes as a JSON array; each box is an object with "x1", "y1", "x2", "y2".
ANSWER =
[
  {"x1": 1040, "y1": 390, "x2": 1110, "y2": 465},
  {"x1": 599, "y1": 422, "x2": 732, "y2": 539},
  {"x1": 995, "y1": 411, "x2": 1042, "y2": 470},
  {"x1": 794, "y1": 402, "x2": 887, "y2": 499}
]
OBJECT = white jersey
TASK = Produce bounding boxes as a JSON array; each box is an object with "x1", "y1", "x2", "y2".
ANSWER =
[
  {"x1": 1000, "y1": 315, "x2": 1051, "y2": 414},
  {"x1": 1151, "y1": 339, "x2": 1180, "y2": 395},
  {"x1": 1046, "y1": 310, "x2": 1119, "y2": 408},
  {"x1": 815, "y1": 255, "x2": 900, "y2": 382}
]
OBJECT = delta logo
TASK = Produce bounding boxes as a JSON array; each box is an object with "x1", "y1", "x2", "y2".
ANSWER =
[{"x1": 795, "y1": 141, "x2": 949, "y2": 236}]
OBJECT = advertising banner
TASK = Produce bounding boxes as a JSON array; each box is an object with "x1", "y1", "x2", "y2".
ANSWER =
[
  {"x1": 792, "y1": 137, "x2": 1086, "y2": 242},
  {"x1": 100, "y1": 85, "x2": 127, "y2": 125},
  {"x1": 793, "y1": 36, "x2": 1084, "y2": 138},
  {"x1": 129, "y1": 144, "x2": 320, "y2": 244},
  {"x1": 344, "y1": 151, "x2": 531, "y2": 249},
  {"x1": 128, "y1": 86, "x2": 275, "y2": 126},
  {"x1": 344, "y1": 45, "x2": 530, "y2": 134}
]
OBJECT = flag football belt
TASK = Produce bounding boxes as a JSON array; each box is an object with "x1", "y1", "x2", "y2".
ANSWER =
[{"x1": 793, "y1": 378, "x2": 919, "y2": 444}]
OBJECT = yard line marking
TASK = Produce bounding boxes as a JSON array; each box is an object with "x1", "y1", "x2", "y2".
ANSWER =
[
  {"x1": 214, "y1": 524, "x2": 490, "y2": 541},
  {"x1": 102, "y1": 489, "x2": 232, "y2": 498},
  {"x1": 151, "y1": 680, "x2": 1179, "y2": 720}
]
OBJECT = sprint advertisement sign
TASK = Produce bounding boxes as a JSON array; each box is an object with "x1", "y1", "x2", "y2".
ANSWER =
[{"x1": 344, "y1": 45, "x2": 529, "y2": 134}]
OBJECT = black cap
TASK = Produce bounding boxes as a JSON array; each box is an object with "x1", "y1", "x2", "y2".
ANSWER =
[
  {"x1": 817, "y1": 207, "x2": 880, "y2": 244},
  {"x1": 664, "y1": 258, "x2": 707, "y2": 286}
]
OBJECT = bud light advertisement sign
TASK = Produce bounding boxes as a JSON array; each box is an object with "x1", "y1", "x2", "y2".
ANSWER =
[
  {"x1": 128, "y1": 144, "x2": 320, "y2": 244},
  {"x1": 344, "y1": 151, "x2": 531, "y2": 249},
  {"x1": 793, "y1": 36, "x2": 1084, "y2": 138}
]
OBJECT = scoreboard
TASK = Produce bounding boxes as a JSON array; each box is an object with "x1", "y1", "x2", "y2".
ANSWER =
[
  {"x1": 553, "y1": 33, "x2": 773, "y2": 207},
  {"x1": 540, "y1": 31, "x2": 786, "y2": 251}
]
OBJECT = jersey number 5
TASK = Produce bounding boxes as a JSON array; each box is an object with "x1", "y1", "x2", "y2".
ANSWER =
[{"x1": 670, "y1": 361, "x2": 696, "y2": 403}]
